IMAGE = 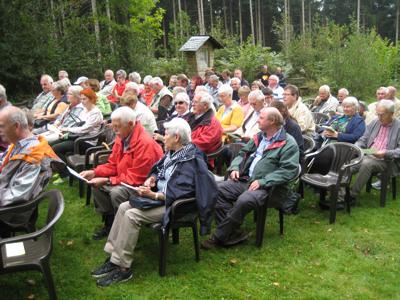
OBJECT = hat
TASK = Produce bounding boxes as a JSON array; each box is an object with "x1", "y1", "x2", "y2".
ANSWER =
[{"x1": 74, "y1": 76, "x2": 89, "y2": 85}]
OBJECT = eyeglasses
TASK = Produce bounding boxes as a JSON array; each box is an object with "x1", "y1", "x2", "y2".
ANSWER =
[{"x1": 175, "y1": 101, "x2": 185, "y2": 105}]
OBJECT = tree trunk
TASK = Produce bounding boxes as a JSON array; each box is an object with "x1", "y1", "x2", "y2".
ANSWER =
[
  {"x1": 90, "y1": 0, "x2": 102, "y2": 63},
  {"x1": 229, "y1": 0, "x2": 233, "y2": 35},
  {"x1": 198, "y1": 0, "x2": 205, "y2": 35},
  {"x1": 257, "y1": 0, "x2": 262, "y2": 45},
  {"x1": 301, "y1": 0, "x2": 305, "y2": 35},
  {"x1": 249, "y1": 0, "x2": 255, "y2": 44},
  {"x1": 223, "y1": 0, "x2": 228, "y2": 33},
  {"x1": 105, "y1": 0, "x2": 114, "y2": 55},
  {"x1": 357, "y1": 0, "x2": 360, "y2": 32},
  {"x1": 239, "y1": 0, "x2": 243, "y2": 44},
  {"x1": 209, "y1": 0, "x2": 213, "y2": 32},
  {"x1": 49, "y1": 0, "x2": 57, "y2": 38},
  {"x1": 308, "y1": 0, "x2": 311, "y2": 33},
  {"x1": 178, "y1": 0, "x2": 183, "y2": 38},
  {"x1": 396, "y1": 0, "x2": 399, "y2": 45}
]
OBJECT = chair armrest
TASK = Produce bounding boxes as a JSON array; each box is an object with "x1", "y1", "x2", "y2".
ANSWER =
[
  {"x1": 170, "y1": 197, "x2": 196, "y2": 219},
  {"x1": 74, "y1": 130, "x2": 104, "y2": 154},
  {"x1": 84, "y1": 145, "x2": 107, "y2": 167},
  {"x1": 0, "y1": 198, "x2": 38, "y2": 216},
  {"x1": 206, "y1": 144, "x2": 226, "y2": 159},
  {"x1": 94, "y1": 150, "x2": 112, "y2": 167}
]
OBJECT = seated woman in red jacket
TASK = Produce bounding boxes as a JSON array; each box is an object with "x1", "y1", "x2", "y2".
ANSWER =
[{"x1": 80, "y1": 106, "x2": 163, "y2": 240}]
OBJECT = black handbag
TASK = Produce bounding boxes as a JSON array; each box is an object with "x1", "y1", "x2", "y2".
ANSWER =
[{"x1": 129, "y1": 195, "x2": 164, "y2": 210}]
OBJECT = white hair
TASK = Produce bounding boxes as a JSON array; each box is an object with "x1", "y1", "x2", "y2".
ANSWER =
[
  {"x1": 195, "y1": 85, "x2": 208, "y2": 94},
  {"x1": 41, "y1": 74, "x2": 54, "y2": 84},
  {"x1": 218, "y1": 84, "x2": 233, "y2": 96},
  {"x1": 269, "y1": 74, "x2": 280, "y2": 83},
  {"x1": 230, "y1": 77, "x2": 241, "y2": 85},
  {"x1": 111, "y1": 106, "x2": 137, "y2": 124},
  {"x1": 104, "y1": 69, "x2": 114, "y2": 76},
  {"x1": 143, "y1": 75, "x2": 153, "y2": 85},
  {"x1": 7, "y1": 107, "x2": 29, "y2": 129},
  {"x1": 116, "y1": 69, "x2": 127, "y2": 79},
  {"x1": 53, "y1": 80, "x2": 68, "y2": 94},
  {"x1": 163, "y1": 118, "x2": 192, "y2": 145},
  {"x1": 129, "y1": 72, "x2": 141, "y2": 84},
  {"x1": 68, "y1": 85, "x2": 83, "y2": 99},
  {"x1": 197, "y1": 91, "x2": 214, "y2": 109},
  {"x1": 209, "y1": 75, "x2": 219, "y2": 82},
  {"x1": 59, "y1": 78, "x2": 71, "y2": 88},
  {"x1": 248, "y1": 90, "x2": 265, "y2": 102},
  {"x1": 319, "y1": 85, "x2": 331, "y2": 94},
  {"x1": 172, "y1": 86, "x2": 187, "y2": 97},
  {"x1": 342, "y1": 96, "x2": 359, "y2": 111},
  {"x1": 338, "y1": 88, "x2": 349, "y2": 96},
  {"x1": 125, "y1": 82, "x2": 140, "y2": 93},
  {"x1": 377, "y1": 99, "x2": 395, "y2": 113},
  {"x1": 0, "y1": 84, "x2": 6, "y2": 101},
  {"x1": 173, "y1": 92, "x2": 190, "y2": 105},
  {"x1": 58, "y1": 70, "x2": 68, "y2": 78},
  {"x1": 150, "y1": 77, "x2": 164, "y2": 87},
  {"x1": 377, "y1": 86, "x2": 389, "y2": 94}
]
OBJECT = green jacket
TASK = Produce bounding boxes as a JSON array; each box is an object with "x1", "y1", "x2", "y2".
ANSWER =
[{"x1": 228, "y1": 129, "x2": 299, "y2": 189}]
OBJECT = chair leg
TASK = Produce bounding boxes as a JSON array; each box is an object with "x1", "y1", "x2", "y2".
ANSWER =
[
  {"x1": 172, "y1": 229, "x2": 179, "y2": 244},
  {"x1": 159, "y1": 227, "x2": 169, "y2": 277},
  {"x1": 329, "y1": 187, "x2": 338, "y2": 224},
  {"x1": 279, "y1": 209, "x2": 284, "y2": 235},
  {"x1": 298, "y1": 181, "x2": 304, "y2": 198},
  {"x1": 380, "y1": 174, "x2": 388, "y2": 207},
  {"x1": 40, "y1": 259, "x2": 57, "y2": 300},
  {"x1": 86, "y1": 185, "x2": 91, "y2": 206},
  {"x1": 253, "y1": 210, "x2": 258, "y2": 223},
  {"x1": 255, "y1": 205, "x2": 267, "y2": 248},
  {"x1": 392, "y1": 177, "x2": 396, "y2": 200},
  {"x1": 366, "y1": 175, "x2": 372, "y2": 193},
  {"x1": 192, "y1": 222, "x2": 200, "y2": 262},
  {"x1": 79, "y1": 180, "x2": 84, "y2": 198},
  {"x1": 345, "y1": 186, "x2": 351, "y2": 214},
  {"x1": 69, "y1": 175, "x2": 73, "y2": 187}
]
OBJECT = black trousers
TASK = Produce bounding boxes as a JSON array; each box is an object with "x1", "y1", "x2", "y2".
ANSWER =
[{"x1": 214, "y1": 180, "x2": 268, "y2": 242}]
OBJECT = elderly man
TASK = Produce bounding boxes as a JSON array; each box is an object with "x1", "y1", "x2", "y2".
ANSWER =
[
  {"x1": 120, "y1": 92, "x2": 157, "y2": 136},
  {"x1": 31, "y1": 74, "x2": 55, "y2": 114},
  {"x1": 176, "y1": 73, "x2": 190, "y2": 93},
  {"x1": 99, "y1": 70, "x2": 117, "y2": 98},
  {"x1": 230, "y1": 77, "x2": 241, "y2": 101},
  {"x1": 336, "y1": 88, "x2": 349, "y2": 114},
  {"x1": 58, "y1": 70, "x2": 68, "y2": 80},
  {"x1": 149, "y1": 77, "x2": 173, "y2": 121},
  {"x1": 350, "y1": 100, "x2": 400, "y2": 200},
  {"x1": 283, "y1": 84, "x2": 316, "y2": 135},
  {"x1": 187, "y1": 92, "x2": 223, "y2": 156},
  {"x1": 207, "y1": 74, "x2": 222, "y2": 108},
  {"x1": 90, "y1": 118, "x2": 217, "y2": 286},
  {"x1": 202, "y1": 107, "x2": 299, "y2": 248},
  {"x1": 233, "y1": 90, "x2": 265, "y2": 142},
  {"x1": 0, "y1": 106, "x2": 61, "y2": 237},
  {"x1": 233, "y1": 69, "x2": 249, "y2": 87},
  {"x1": 80, "y1": 107, "x2": 163, "y2": 240},
  {"x1": 267, "y1": 74, "x2": 284, "y2": 101},
  {"x1": 311, "y1": 85, "x2": 339, "y2": 114},
  {"x1": 364, "y1": 87, "x2": 396, "y2": 125}
]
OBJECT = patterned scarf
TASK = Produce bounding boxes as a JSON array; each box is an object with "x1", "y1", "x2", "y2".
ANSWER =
[{"x1": 157, "y1": 143, "x2": 195, "y2": 180}]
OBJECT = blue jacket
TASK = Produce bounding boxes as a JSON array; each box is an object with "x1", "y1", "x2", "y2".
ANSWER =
[
  {"x1": 325, "y1": 114, "x2": 366, "y2": 143},
  {"x1": 149, "y1": 144, "x2": 217, "y2": 235}
]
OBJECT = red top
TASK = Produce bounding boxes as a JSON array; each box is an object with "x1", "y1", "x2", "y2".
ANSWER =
[
  {"x1": 94, "y1": 123, "x2": 163, "y2": 186},
  {"x1": 108, "y1": 80, "x2": 129, "y2": 103}
]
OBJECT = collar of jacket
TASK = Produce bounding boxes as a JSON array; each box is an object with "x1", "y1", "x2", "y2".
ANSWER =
[
  {"x1": 188, "y1": 109, "x2": 213, "y2": 129},
  {"x1": 252, "y1": 128, "x2": 287, "y2": 151},
  {"x1": 115, "y1": 122, "x2": 147, "y2": 154}
]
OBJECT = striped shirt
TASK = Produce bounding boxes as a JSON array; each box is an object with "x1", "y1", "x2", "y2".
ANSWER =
[{"x1": 372, "y1": 124, "x2": 391, "y2": 151}]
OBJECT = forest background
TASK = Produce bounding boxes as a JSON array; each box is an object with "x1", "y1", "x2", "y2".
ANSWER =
[{"x1": 1, "y1": 0, "x2": 400, "y2": 102}]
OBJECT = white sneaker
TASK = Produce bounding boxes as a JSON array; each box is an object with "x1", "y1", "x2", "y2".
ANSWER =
[{"x1": 371, "y1": 180, "x2": 381, "y2": 190}]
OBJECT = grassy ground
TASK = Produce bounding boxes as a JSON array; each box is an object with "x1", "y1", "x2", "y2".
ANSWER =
[{"x1": 1, "y1": 180, "x2": 400, "y2": 300}]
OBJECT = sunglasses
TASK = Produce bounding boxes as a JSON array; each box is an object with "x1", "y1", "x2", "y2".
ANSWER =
[{"x1": 175, "y1": 101, "x2": 185, "y2": 105}]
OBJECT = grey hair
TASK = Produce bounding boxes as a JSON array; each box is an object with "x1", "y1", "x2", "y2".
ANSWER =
[
  {"x1": 59, "y1": 78, "x2": 71, "y2": 88},
  {"x1": 173, "y1": 92, "x2": 190, "y2": 105},
  {"x1": 8, "y1": 107, "x2": 29, "y2": 129},
  {"x1": 163, "y1": 118, "x2": 192, "y2": 145},
  {"x1": 129, "y1": 72, "x2": 141, "y2": 84},
  {"x1": 0, "y1": 84, "x2": 7, "y2": 101},
  {"x1": 261, "y1": 107, "x2": 284, "y2": 127},
  {"x1": 377, "y1": 86, "x2": 389, "y2": 94},
  {"x1": 53, "y1": 80, "x2": 68, "y2": 94},
  {"x1": 377, "y1": 99, "x2": 395, "y2": 113},
  {"x1": 58, "y1": 70, "x2": 69, "y2": 78},
  {"x1": 197, "y1": 91, "x2": 214, "y2": 109},
  {"x1": 116, "y1": 69, "x2": 127, "y2": 79},
  {"x1": 230, "y1": 77, "x2": 241, "y2": 84},
  {"x1": 104, "y1": 69, "x2": 114, "y2": 77},
  {"x1": 143, "y1": 75, "x2": 153, "y2": 85},
  {"x1": 209, "y1": 74, "x2": 219, "y2": 82},
  {"x1": 125, "y1": 82, "x2": 140, "y2": 94},
  {"x1": 195, "y1": 85, "x2": 208, "y2": 94},
  {"x1": 342, "y1": 96, "x2": 359, "y2": 111},
  {"x1": 68, "y1": 85, "x2": 83, "y2": 100},
  {"x1": 150, "y1": 77, "x2": 164, "y2": 86},
  {"x1": 319, "y1": 85, "x2": 331, "y2": 94},
  {"x1": 338, "y1": 88, "x2": 349, "y2": 96},
  {"x1": 111, "y1": 106, "x2": 137, "y2": 124},
  {"x1": 172, "y1": 86, "x2": 187, "y2": 97},
  {"x1": 269, "y1": 74, "x2": 280, "y2": 83},
  {"x1": 248, "y1": 90, "x2": 265, "y2": 102},
  {"x1": 41, "y1": 74, "x2": 54, "y2": 84},
  {"x1": 218, "y1": 84, "x2": 233, "y2": 96}
]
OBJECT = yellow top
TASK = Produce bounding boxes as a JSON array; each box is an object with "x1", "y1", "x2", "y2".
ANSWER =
[{"x1": 216, "y1": 102, "x2": 245, "y2": 141}]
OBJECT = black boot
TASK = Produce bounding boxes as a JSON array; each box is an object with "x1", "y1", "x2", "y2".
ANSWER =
[{"x1": 93, "y1": 214, "x2": 114, "y2": 240}]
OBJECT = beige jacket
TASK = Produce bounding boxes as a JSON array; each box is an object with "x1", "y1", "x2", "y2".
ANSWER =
[{"x1": 288, "y1": 97, "x2": 316, "y2": 135}]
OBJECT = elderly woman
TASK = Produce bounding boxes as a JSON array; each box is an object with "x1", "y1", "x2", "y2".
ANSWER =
[
  {"x1": 142, "y1": 75, "x2": 155, "y2": 106},
  {"x1": 34, "y1": 80, "x2": 69, "y2": 127},
  {"x1": 39, "y1": 85, "x2": 85, "y2": 142},
  {"x1": 237, "y1": 85, "x2": 252, "y2": 117},
  {"x1": 109, "y1": 69, "x2": 128, "y2": 103},
  {"x1": 215, "y1": 84, "x2": 244, "y2": 142},
  {"x1": 86, "y1": 79, "x2": 112, "y2": 116},
  {"x1": 90, "y1": 118, "x2": 217, "y2": 287}
]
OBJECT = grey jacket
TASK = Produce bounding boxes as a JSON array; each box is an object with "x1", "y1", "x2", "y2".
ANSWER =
[{"x1": 356, "y1": 118, "x2": 400, "y2": 172}]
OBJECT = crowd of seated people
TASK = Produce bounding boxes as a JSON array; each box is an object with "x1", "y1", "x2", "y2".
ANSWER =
[{"x1": 2, "y1": 64, "x2": 400, "y2": 288}]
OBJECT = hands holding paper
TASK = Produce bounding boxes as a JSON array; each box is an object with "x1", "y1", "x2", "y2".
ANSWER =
[
  {"x1": 79, "y1": 170, "x2": 109, "y2": 187},
  {"x1": 373, "y1": 149, "x2": 386, "y2": 159}
]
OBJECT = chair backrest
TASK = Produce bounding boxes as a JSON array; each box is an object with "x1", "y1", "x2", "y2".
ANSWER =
[
  {"x1": 227, "y1": 143, "x2": 245, "y2": 161},
  {"x1": 302, "y1": 135, "x2": 316, "y2": 154},
  {"x1": 311, "y1": 112, "x2": 330, "y2": 125},
  {"x1": 302, "y1": 98, "x2": 314, "y2": 108},
  {"x1": 319, "y1": 142, "x2": 362, "y2": 176}
]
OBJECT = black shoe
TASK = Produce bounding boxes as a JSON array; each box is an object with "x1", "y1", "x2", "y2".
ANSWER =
[
  {"x1": 201, "y1": 235, "x2": 222, "y2": 250},
  {"x1": 93, "y1": 226, "x2": 110, "y2": 240},
  {"x1": 224, "y1": 230, "x2": 249, "y2": 246},
  {"x1": 91, "y1": 258, "x2": 118, "y2": 278},
  {"x1": 318, "y1": 201, "x2": 345, "y2": 211},
  {"x1": 96, "y1": 268, "x2": 133, "y2": 287}
]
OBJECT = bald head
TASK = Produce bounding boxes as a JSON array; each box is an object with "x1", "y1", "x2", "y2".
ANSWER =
[
  {"x1": 258, "y1": 107, "x2": 284, "y2": 134},
  {"x1": 0, "y1": 106, "x2": 30, "y2": 144}
]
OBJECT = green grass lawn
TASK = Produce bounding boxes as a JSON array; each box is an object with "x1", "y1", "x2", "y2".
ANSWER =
[{"x1": 1, "y1": 180, "x2": 400, "y2": 300}]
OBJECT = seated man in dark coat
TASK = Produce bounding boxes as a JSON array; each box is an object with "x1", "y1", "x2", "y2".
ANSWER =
[{"x1": 202, "y1": 107, "x2": 299, "y2": 249}]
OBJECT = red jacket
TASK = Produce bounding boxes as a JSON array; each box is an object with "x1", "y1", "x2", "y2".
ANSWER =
[
  {"x1": 94, "y1": 123, "x2": 163, "y2": 186},
  {"x1": 190, "y1": 111, "x2": 223, "y2": 155}
]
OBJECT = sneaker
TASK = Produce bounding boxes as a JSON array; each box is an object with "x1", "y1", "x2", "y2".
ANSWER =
[
  {"x1": 224, "y1": 230, "x2": 249, "y2": 246},
  {"x1": 91, "y1": 258, "x2": 118, "y2": 278},
  {"x1": 371, "y1": 180, "x2": 381, "y2": 190},
  {"x1": 52, "y1": 177, "x2": 65, "y2": 185},
  {"x1": 96, "y1": 268, "x2": 133, "y2": 287},
  {"x1": 201, "y1": 235, "x2": 222, "y2": 250},
  {"x1": 92, "y1": 226, "x2": 110, "y2": 240}
]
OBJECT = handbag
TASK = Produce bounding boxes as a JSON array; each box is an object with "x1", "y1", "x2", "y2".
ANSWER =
[{"x1": 129, "y1": 195, "x2": 164, "y2": 210}]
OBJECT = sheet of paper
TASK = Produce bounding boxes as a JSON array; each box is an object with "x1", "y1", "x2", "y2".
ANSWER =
[
  {"x1": 362, "y1": 148, "x2": 377, "y2": 155},
  {"x1": 321, "y1": 126, "x2": 336, "y2": 132},
  {"x1": 121, "y1": 182, "x2": 140, "y2": 192},
  {"x1": 5, "y1": 242, "x2": 26, "y2": 258},
  {"x1": 67, "y1": 166, "x2": 89, "y2": 183},
  {"x1": 47, "y1": 124, "x2": 61, "y2": 134}
]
